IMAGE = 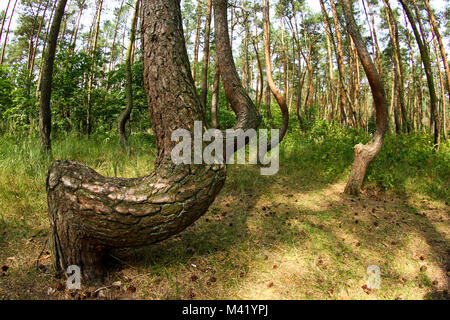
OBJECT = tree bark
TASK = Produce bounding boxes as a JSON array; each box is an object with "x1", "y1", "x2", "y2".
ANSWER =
[
  {"x1": 433, "y1": 35, "x2": 447, "y2": 141},
  {"x1": 35, "y1": 0, "x2": 57, "y2": 101},
  {"x1": 319, "y1": 0, "x2": 336, "y2": 121},
  {"x1": 423, "y1": 0, "x2": 450, "y2": 110},
  {"x1": 39, "y1": 0, "x2": 68, "y2": 153},
  {"x1": 0, "y1": 0, "x2": 12, "y2": 45},
  {"x1": 262, "y1": 0, "x2": 289, "y2": 144},
  {"x1": 70, "y1": 0, "x2": 86, "y2": 52},
  {"x1": 48, "y1": 0, "x2": 261, "y2": 282},
  {"x1": 0, "y1": 0, "x2": 18, "y2": 65},
  {"x1": 400, "y1": 0, "x2": 440, "y2": 150},
  {"x1": 106, "y1": 0, "x2": 126, "y2": 92},
  {"x1": 27, "y1": 0, "x2": 44, "y2": 73},
  {"x1": 200, "y1": 0, "x2": 212, "y2": 110},
  {"x1": 118, "y1": 0, "x2": 140, "y2": 152},
  {"x1": 192, "y1": 0, "x2": 202, "y2": 83},
  {"x1": 29, "y1": 0, "x2": 52, "y2": 76},
  {"x1": 329, "y1": 0, "x2": 348, "y2": 125},
  {"x1": 213, "y1": 0, "x2": 261, "y2": 132},
  {"x1": 382, "y1": 0, "x2": 410, "y2": 132},
  {"x1": 86, "y1": 0, "x2": 103, "y2": 135},
  {"x1": 211, "y1": 63, "x2": 220, "y2": 128},
  {"x1": 340, "y1": 0, "x2": 388, "y2": 196}
]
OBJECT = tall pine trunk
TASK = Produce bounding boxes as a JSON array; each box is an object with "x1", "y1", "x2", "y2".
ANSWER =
[{"x1": 39, "y1": 0, "x2": 68, "y2": 153}]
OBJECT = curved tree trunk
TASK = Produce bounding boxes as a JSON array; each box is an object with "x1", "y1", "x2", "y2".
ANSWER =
[
  {"x1": 340, "y1": 0, "x2": 388, "y2": 196},
  {"x1": 39, "y1": 0, "x2": 68, "y2": 153},
  {"x1": 48, "y1": 0, "x2": 260, "y2": 282},
  {"x1": 118, "y1": 0, "x2": 140, "y2": 152}
]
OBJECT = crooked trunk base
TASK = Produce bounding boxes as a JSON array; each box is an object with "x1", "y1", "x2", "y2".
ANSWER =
[
  {"x1": 47, "y1": 160, "x2": 226, "y2": 282},
  {"x1": 344, "y1": 137, "x2": 383, "y2": 196}
]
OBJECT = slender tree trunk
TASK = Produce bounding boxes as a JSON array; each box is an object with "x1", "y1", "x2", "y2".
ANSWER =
[
  {"x1": 0, "y1": 0, "x2": 12, "y2": 45},
  {"x1": 287, "y1": 0, "x2": 305, "y2": 129},
  {"x1": 340, "y1": 0, "x2": 388, "y2": 195},
  {"x1": 424, "y1": 0, "x2": 450, "y2": 110},
  {"x1": 433, "y1": 35, "x2": 447, "y2": 141},
  {"x1": 29, "y1": 0, "x2": 51, "y2": 76},
  {"x1": 392, "y1": 62, "x2": 401, "y2": 133},
  {"x1": 106, "y1": 0, "x2": 125, "y2": 92},
  {"x1": 211, "y1": 63, "x2": 220, "y2": 128},
  {"x1": 27, "y1": 0, "x2": 44, "y2": 72},
  {"x1": 251, "y1": 35, "x2": 263, "y2": 110},
  {"x1": 118, "y1": 0, "x2": 140, "y2": 152},
  {"x1": 319, "y1": 0, "x2": 335, "y2": 120},
  {"x1": 200, "y1": 0, "x2": 212, "y2": 110},
  {"x1": 86, "y1": 0, "x2": 103, "y2": 135},
  {"x1": 383, "y1": 0, "x2": 410, "y2": 132},
  {"x1": 0, "y1": 0, "x2": 18, "y2": 64},
  {"x1": 35, "y1": 0, "x2": 57, "y2": 100},
  {"x1": 70, "y1": 0, "x2": 86, "y2": 51},
  {"x1": 262, "y1": 0, "x2": 289, "y2": 143},
  {"x1": 400, "y1": 0, "x2": 440, "y2": 150},
  {"x1": 280, "y1": 14, "x2": 288, "y2": 102},
  {"x1": 39, "y1": 0, "x2": 68, "y2": 153},
  {"x1": 329, "y1": 0, "x2": 349, "y2": 125},
  {"x1": 192, "y1": 0, "x2": 202, "y2": 82}
]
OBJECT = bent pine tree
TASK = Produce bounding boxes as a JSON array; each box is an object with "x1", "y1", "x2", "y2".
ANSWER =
[{"x1": 47, "y1": 0, "x2": 260, "y2": 281}]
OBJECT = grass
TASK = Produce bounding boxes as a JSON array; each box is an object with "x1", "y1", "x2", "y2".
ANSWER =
[{"x1": 0, "y1": 126, "x2": 448, "y2": 300}]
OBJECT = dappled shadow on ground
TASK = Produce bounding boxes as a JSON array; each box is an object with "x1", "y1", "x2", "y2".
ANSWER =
[
  {"x1": 0, "y1": 159, "x2": 448, "y2": 300},
  {"x1": 103, "y1": 164, "x2": 449, "y2": 300}
]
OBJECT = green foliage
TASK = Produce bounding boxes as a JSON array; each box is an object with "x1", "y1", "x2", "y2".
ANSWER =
[
  {"x1": 0, "y1": 48, "x2": 149, "y2": 135},
  {"x1": 367, "y1": 133, "x2": 449, "y2": 200},
  {"x1": 281, "y1": 115, "x2": 449, "y2": 201}
]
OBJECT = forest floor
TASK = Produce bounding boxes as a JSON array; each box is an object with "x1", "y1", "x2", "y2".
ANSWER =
[{"x1": 0, "y1": 132, "x2": 448, "y2": 300}]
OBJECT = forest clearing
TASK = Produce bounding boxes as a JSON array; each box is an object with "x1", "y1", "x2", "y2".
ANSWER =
[{"x1": 0, "y1": 0, "x2": 449, "y2": 301}]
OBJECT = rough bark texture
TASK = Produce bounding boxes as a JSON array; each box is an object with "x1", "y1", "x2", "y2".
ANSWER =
[
  {"x1": 118, "y1": 0, "x2": 140, "y2": 152},
  {"x1": 213, "y1": 0, "x2": 261, "y2": 132},
  {"x1": 48, "y1": 0, "x2": 261, "y2": 282},
  {"x1": 340, "y1": 0, "x2": 388, "y2": 196},
  {"x1": 48, "y1": 0, "x2": 228, "y2": 282},
  {"x1": 39, "y1": 0, "x2": 68, "y2": 152}
]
